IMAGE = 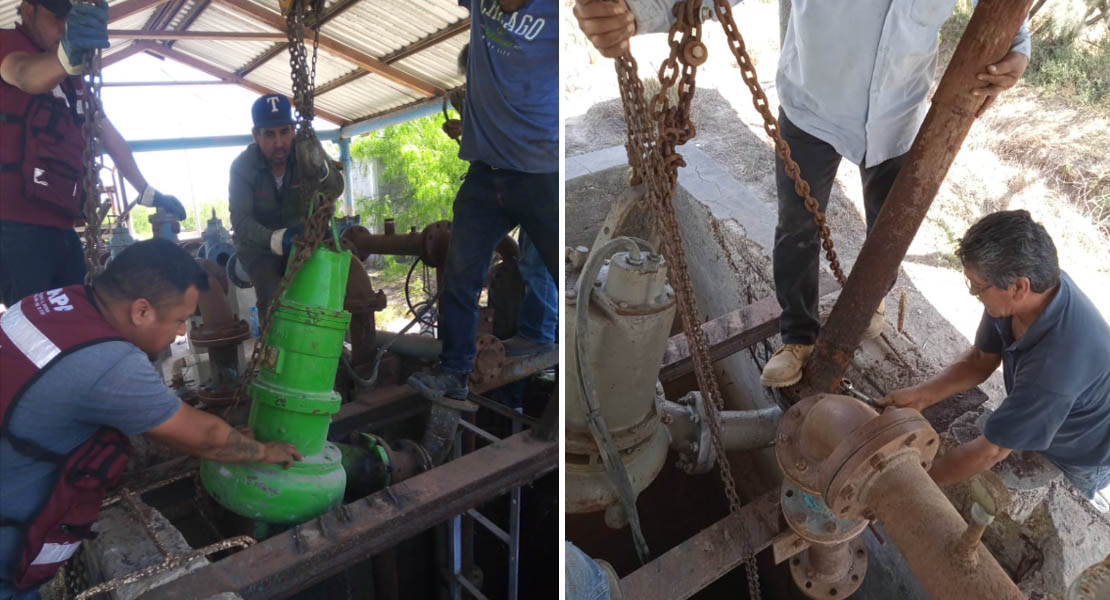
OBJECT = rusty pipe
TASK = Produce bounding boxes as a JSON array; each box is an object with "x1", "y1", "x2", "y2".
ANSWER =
[
  {"x1": 191, "y1": 259, "x2": 247, "y2": 377},
  {"x1": 808, "y1": 541, "x2": 851, "y2": 582},
  {"x1": 343, "y1": 252, "x2": 385, "y2": 367},
  {"x1": 804, "y1": 0, "x2": 1035, "y2": 393},
  {"x1": 864, "y1": 454, "x2": 1023, "y2": 599},
  {"x1": 954, "y1": 501, "x2": 994, "y2": 567},
  {"x1": 195, "y1": 260, "x2": 234, "y2": 329}
]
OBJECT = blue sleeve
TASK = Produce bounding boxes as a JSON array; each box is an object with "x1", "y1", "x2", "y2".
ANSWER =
[
  {"x1": 79, "y1": 350, "x2": 181, "y2": 435},
  {"x1": 973, "y1": 310, "x2": 1003, "y2": 354},
  {"x1": 984, "y1": 384, "x2": 1075, "y2": 452}
]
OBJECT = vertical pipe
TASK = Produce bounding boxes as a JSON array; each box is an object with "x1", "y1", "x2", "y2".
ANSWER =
[
  {"x1": 339, "y1": 137, "x2": 354, "y2": 217},
  {"x1": 864, "y1": 456, "x2": 1024, "y2": 600},
  {"x1": 804, "y1": 0, "x2": 1034, "y2": 393}
]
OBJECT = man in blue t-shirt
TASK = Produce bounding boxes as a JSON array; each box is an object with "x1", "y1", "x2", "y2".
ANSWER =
[
  {"x1": 408, "y1": 0, "x2": 558, "y2": 402},
  {"x1": 880, "y1": 211, "x2": 1110, "y2": 511},
  {"x1": 1, "y1": 240, "x2": 301, "y2": 599}
]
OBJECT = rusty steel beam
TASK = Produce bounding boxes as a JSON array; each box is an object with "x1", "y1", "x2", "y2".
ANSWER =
[
  {"x1": 101, "y1": 42, "x2": 146, "y2": 69},
  {"x1": 380, "y1": 18, "x2": 469, "y2": 63},
  {"x1": 331, "y1": 348, "x2": 559, "y2": 427},
  {"x1": 211, "y1": 0, "x2": 440, "y2": 97},
  {"x1": 235, "y1": 0, "x2": 361, "y2": 76},
  {"x1": 618, "y1": 491, "x2": 783, "y2": 600},
  {"x1": 141, "y1": 430, "x2": 557, "y2": 600},
  {"x1": 108, "y1": 30, "x2": 288, "y2": 41},
  {"x1": 804, "y1": 0, "x2": 1034, "y2": 393},
  {"x1": 131, "y1": 41, "x2": 349, "y2": 125},
  {"x1": 660, "y1": 274, "x2": 838, "y2": 383}
]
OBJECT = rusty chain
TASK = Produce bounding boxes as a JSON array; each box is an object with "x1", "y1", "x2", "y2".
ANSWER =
[
  {"x1": 712, "y1": 0, "x2": 845, "y2": 285},
  {"x1": 79, "y1": 31, "x2": 106, "y2": 283},
  {"x1": 224, "y1": 0, "x2": 337, "y2": 419},
  {"x1": 614, "y1": 3, "x2": 767, "y2": 596},
  {"x1": 612, "y1": 0, "x2": 847, "y2": 595}
]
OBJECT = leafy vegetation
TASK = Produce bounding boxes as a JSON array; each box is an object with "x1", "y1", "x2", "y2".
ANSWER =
[{"x1": 349, "y1": 113, "x2": 467, "y2": 276}]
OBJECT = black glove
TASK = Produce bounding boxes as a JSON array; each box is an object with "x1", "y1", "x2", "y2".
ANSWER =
[{"x1": 280, "y1": 225, "x2": 304, "y2": 255}]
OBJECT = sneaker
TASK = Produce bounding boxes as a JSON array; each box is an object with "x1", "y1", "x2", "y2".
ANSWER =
[
  {"x1": 760, "y1": 343, "x2": 815, "y2": 387},
  {"x1": 863, "y1": 302, "x2": 886, "y2": 340},
  {"x1": 408, "y1": 369, "x2": 469, "y2": 402},
  {"x1": 1091, "y1": 489, "x2": 1110, "y2": 513},
  {"x1": 502, "y1": 335, "x2": 556, "y2": 357}
]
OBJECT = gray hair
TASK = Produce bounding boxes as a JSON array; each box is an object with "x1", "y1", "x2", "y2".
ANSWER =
[{"x1": 956, "y1": 210, "x2": 1060, "y2": 293}]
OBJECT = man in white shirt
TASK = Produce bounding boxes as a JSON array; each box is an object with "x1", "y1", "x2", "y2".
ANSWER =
[{"x1": 574, "y1": 0, "x2": 1031, "y2": 386}]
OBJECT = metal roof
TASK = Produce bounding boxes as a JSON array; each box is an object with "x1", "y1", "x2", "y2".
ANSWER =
[{"x1": 1, "y1": 0, "x2": 470, "y2": 127}]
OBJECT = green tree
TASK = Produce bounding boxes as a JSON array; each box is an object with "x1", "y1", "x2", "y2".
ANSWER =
[{"x1": 350, "y1": 114, "x2": 467, "y2": 274}]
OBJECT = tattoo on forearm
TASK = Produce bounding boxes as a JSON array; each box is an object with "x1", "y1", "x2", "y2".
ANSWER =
[{"x1": 211, "y1": 429, "x2": 264, "y2": 462}]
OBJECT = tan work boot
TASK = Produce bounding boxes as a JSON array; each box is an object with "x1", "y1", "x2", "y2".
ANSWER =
[
  {"x1": 760, "y1": 343, "x2": 814, "y2": 387},
  {"x1": 863, "y1": 301, "x2": 886, "y2": 340}
]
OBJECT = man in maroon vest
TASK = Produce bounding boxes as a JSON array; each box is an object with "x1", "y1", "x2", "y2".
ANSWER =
[
  {"x1": 0, "y1": 0, "x2": 187, "y2": 308},
  {"x1": 0, "y1": 239, "x2": 301, "y2": 598}
]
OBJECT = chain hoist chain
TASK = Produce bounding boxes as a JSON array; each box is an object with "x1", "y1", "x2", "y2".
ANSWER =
[
  {"x1": 79, "y1": 33, "x2": 106, "y2": 283},
  {"x1": 712, "y1": 0, "x2": 845, "y2": 285},
  {"x1": 224, "y1": 0, "x2": 335, "y2": 419}
]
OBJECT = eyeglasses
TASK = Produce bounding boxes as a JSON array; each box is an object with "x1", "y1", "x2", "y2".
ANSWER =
[{"x1": 964, "y1": 276, "x2": 992, "y2": 297}]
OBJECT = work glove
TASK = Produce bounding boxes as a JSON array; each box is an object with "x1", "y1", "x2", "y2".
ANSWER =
[
  {"x1": 57, "y1": 1, "x2": 109, "y2": 75},
  {"x1": 271, "y1": 224, "x2": 304, "y2": 256},
  {"x1": 138, "y1": 185, "x2": 187, "y2": 220}
]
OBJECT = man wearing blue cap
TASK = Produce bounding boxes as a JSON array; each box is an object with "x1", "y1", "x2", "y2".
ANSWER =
[
  {"x1": 0, "y1": 0, "x2": 187, "y2": 308},
  {"x1": 228, "y1": 94, "x2": 305, "y2": 316}
]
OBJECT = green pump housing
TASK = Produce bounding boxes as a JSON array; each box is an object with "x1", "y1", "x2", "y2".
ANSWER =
[{"x1": 200, "y1": 245, "x2": 352, "y2": 524}]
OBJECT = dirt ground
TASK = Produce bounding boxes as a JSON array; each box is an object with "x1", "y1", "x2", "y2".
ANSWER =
[{"x1": 563, "y1": 0, "x2": 1110, "y2": 401}]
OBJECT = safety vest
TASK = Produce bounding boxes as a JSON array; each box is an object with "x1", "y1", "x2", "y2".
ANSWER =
[
  {"x1": 0, "y1": 285, "x2": 132, "y2": 589},
  {"x1": 0, "y1": 26, "x2": 86, "y2": 229}
]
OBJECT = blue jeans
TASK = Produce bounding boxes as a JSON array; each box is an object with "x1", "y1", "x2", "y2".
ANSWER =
[
  {"x1": 0, "y1": 220, "x2": 86, "y2": 307},
  {"x1": 1051, "y1": 460, "x2": 1110, "y2": 499},
  {"x1": 565, "y1": 541, "x2": 611, "y2": 600},
  {"x1": 439, "y1": 163, "x2": 558, "y2": 374},
  {"x1": 517, "y1": 232, "x2": 558, "y2": 344}
]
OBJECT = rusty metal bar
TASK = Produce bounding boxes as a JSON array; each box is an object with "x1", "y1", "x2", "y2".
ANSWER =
[
  {"x1": 141, "y1": 430, "x2": 556, "y2": 600},
  {"x1": 804, "y1": 0, "x2": 1034, "y2": 393},
  {"x1": 660, "y1": 274, "x2": 838, "y2": 382},
  {"x1": 618, "y1": 491, "x2": 783, "y2": 600},
  {"x1": 866, "y1": 456, "x2": 1024, "y2": 599},
  {"x1": 108, "y1": 30, "x2": 288, "y2": 40}
]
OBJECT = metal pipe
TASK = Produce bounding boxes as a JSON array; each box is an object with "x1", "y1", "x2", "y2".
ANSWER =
[
  {"x1": 804, "y1": 0, "x2": 1035, "y2": 393},
  {"x1": 954, "y1": 501, "x2": 995, "y2": 566},
  {"x1": 807, "y1": 541, "x2": 850, "y2": 581},
  {"x1": 720, "y1": 406, "x2": 782, "y2": 451},
  {"x1": 375, "y1": 331, "x2": 441, "y2": 360},
  {"x1": 865, "y1": 454, "x2": 1023, "y2": 600}
]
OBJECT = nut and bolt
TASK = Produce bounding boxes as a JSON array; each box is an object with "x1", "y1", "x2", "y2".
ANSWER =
[
  {"x1": 687, "y1": 441, "x2": 700, "y2": 453},
  {"x1": 824, "y1": 521, "x2": 838, "y2": 533},
  {"x1": 795, "y1": 459, "x2": 809, "y2": 472},
  {"x1": 904, "y1": 433, "x2": 918, "y2": 446}
]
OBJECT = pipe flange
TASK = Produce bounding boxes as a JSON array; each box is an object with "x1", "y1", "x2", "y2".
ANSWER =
[
  {"x1": 397, "y1": 438, "x2": 433, "y2": 473},
  {"x1": 782, "y1": 481, "x2": 867, "y2": 545},
  {"x1": 420, "y1": 220, "x2": 452, "y2": 267},
  {"x1": 789, "y1": 538, "x2": 867, "y2": 600},
  {"x1": 469, "y1": 335, "x2": 505, "y2": 386},
  {"x1": 675, "y1": 391, "x2": 715, "y2": 475},
  {"x1": 822, "y1": 408, "x2": 939, "y2": 518},
  {"x1": 565, "y1": 403, "x2": 661, "y2": 456},
  {"x1": 775, "y1": 394, "x2": 826, "y2": 494},
  {"x1": 190, "y1": 320, "x2": 251, "y2": 348},
  {"x1": 226, "y1": 253, "x2": 253, "y2": 289}
]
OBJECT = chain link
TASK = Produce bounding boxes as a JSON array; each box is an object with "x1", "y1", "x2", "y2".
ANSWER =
[
  {"x1": 224, "y1": 0, "x2": 336, "y2": 419},
  {"x1": 712, "y1": 0, "x2": 845, "y2": 285},
  {"x1": 79, "y1": 35, "x2": 106, "y2": 283},
  {"x1": 610, "y1": 1, "x2": 845, "y2": 595}
]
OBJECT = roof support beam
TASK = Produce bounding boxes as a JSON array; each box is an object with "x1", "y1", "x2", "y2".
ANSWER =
[
  {"x1": 108, "y1": 30, "x2": 289, "y2": 41},
  {"x1": 131, "y1": 40, "x2": 348, "y2": 126},
  {"x1": 101, "y1": 42, "x2": 147, "y2": 69},
  {"x1": 167, "y1": 0, "x2": 212, "y2": 48},
  {"x1": 234, "y1": 0, "x2": 361, "y2": 77},
  {"x1": 315, "y1": 18, "x2": 469, "y2": 97},
  {"x1": 211, "y1": 0, "x2": 440, "y2": 97}
]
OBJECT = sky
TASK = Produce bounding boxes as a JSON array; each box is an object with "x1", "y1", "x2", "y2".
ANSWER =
[{"x1": 99, "y1": 53, "x2": 340, "y2": 231}]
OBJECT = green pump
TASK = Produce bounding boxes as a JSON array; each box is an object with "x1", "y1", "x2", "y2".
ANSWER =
[{"x1": 200, "y1": 245, "x2": 352, "y2": 524}]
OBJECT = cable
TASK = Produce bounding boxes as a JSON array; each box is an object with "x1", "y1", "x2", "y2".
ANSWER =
[
  {"x1": 575, "y1": 236, "x2": 655, "y2": 565},
  {"x1": 404, "y1": 257, "x2": 438, "y2": 329}
]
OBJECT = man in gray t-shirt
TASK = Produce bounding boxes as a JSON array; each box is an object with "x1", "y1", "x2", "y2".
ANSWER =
[
  {"x1": 1, "y1": 240, "x2": 302, "y2": 599},
  {"x1": 881, "y1": 211, "x2": 1110, "y2": 510}
]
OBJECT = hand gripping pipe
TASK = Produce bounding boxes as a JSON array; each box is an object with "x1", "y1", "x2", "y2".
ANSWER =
[{"x1": 777, "y1": 394, "x2": 1024, "y2": 600}]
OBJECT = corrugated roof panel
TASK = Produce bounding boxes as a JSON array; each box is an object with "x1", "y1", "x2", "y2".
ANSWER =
[
  {"x1": 390, "y1": 31, "x2": 468, "y2": 90},
  {"x1": 187, "y1": 2, "x2": 278, "y2": 33},
  {"x1": 1, "y1": 3, "x2": 159, "y2": 52},
  {"x1": 245, "y1": 46, "x2": 358, "y2": 98},
  {"x1": 173, "y1": 38, "x2": 277, "y2": 74},
  {"x1": 165, "y1": 0, "x2": 198, "y2": 29},
  {"x1": 315, "y1": 72, "x2": 422, "y2": 121},
  {"x1": 324, "y1": 0, "x2": 468, "y2": 59}
]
